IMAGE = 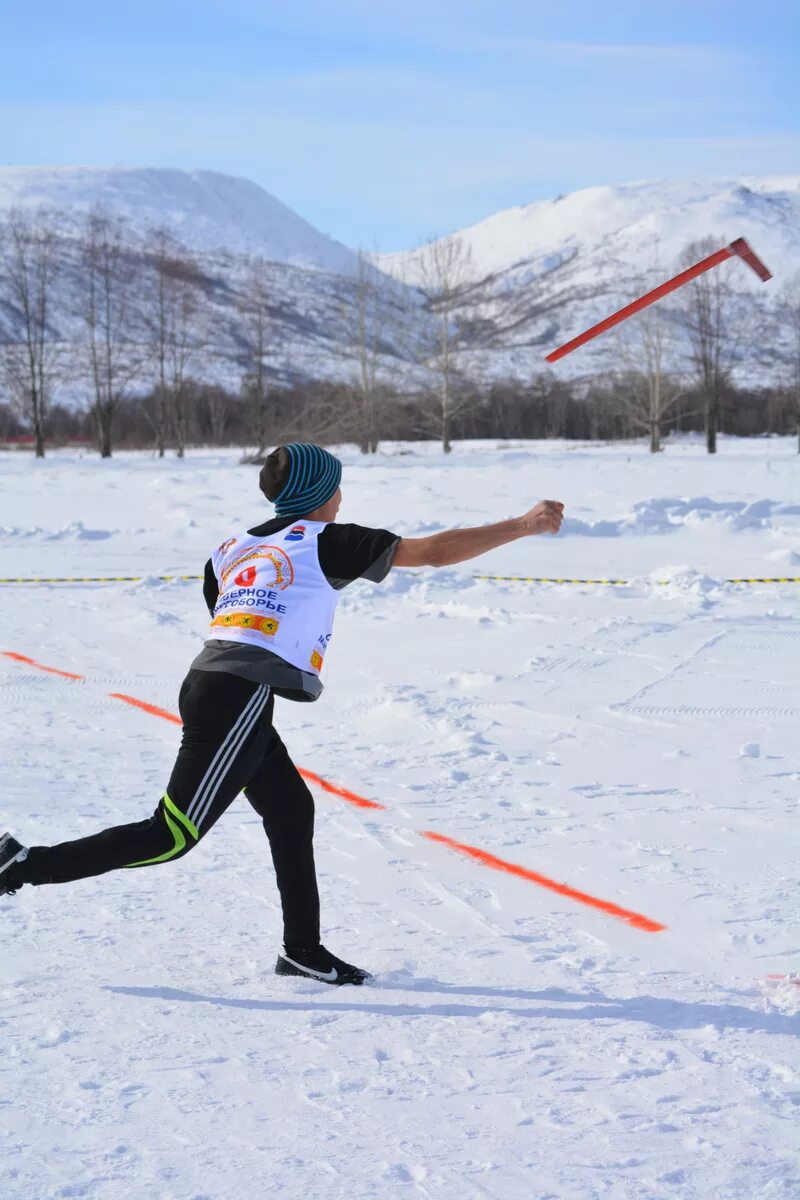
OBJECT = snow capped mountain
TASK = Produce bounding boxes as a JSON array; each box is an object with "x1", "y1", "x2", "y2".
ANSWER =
[
  {"x1": 0, "y1": 166, "x2": 361, "y2": 275},
  {"x1": 380, "y1": 176, "x2": 800, "y2": 286},
  {"x1": 378, "y1": 176, "x2": 800, "y2": 383},
  {"x1": 1, "y1": 168, "x2": 798, "y2": 394},
  {"x1": 0, "y1": 167, "x2": 421, "y2": 398}
]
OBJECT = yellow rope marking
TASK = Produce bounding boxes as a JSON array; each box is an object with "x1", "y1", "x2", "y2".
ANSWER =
[
  {"x1": 2, "y1": 575, "x2": 800, "y2": 587},
  {"x1": 474, "y1": 574, "x2": 629, "y2": 585},
  {"x1": 0, "y1": 575, "x2": 204, "y2": 583},
  {"x1": 473, "y1": 575, "x2": 800, "y2": 586}
]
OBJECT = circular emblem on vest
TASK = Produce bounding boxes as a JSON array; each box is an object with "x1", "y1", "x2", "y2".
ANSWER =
[{"x1": 220, "y1": 544, "x2": 295, "y2": 591}]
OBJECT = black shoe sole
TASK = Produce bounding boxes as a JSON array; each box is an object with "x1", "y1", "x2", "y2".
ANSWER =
[{"x1": 274, "y1": 954, "x2": 372, "y2": 986}]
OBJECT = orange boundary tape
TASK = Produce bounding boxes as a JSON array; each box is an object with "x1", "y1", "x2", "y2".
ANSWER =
[
  {"x1": 420, "y1": 831, "x2": 666, "y2": 933},
  {"x1": 2, "y1": 647, "x2": 666, "y2": 933},
  {"x1": 296, "y1": 766, "x2": 385, "y2": 811},
  {"x1": 1, "y1": 650, "x2": 85, "y2": 681},
  {"x1": 109, "y1": 692, "x2": 182, "y2": 726}
]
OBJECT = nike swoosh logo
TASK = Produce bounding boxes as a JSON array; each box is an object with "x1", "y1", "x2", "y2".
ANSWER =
[{"x1": 283, "y1": 955, "x2": 338, "y2": 982}]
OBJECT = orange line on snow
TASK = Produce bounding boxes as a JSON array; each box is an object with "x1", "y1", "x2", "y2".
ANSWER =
[
  {"x1": 1, "y1": 650, "x2": 85, "y2": 680},
  {"x1": 108, "y1": 692, "x2": 183, "y2": 725},
  {"x1": 5, "y1": 648, "x2": 665, "y2": 931},
  {"x1": 297, "y1": 767, "x2": 385, "y2": 811},
  {"x1": 420, "y1": 831, "x2": 667, "y2": 933}
]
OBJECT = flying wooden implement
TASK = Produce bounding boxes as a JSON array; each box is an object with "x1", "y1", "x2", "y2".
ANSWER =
[{"x1": 545, "y1": 237, "x2": 772, "y2": 364}]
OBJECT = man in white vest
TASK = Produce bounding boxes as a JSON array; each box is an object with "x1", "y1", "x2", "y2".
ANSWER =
[{"x1": 0, "y1": 443, "x2": 563, "y2": 985}]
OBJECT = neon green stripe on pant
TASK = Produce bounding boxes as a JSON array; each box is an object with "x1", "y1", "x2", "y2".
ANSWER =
[{"x1": 125, "y1": 793, "x2": 199, "y2": 867}]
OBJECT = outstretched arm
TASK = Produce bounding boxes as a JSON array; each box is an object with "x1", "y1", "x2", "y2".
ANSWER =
[{"x1": 392, "y1": 501, "x2": 564, "y2": 569}]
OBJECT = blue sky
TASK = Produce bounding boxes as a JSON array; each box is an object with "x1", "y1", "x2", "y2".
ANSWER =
[{"x1": 1, "y1": 0, "x2": 798, "y2": 249}]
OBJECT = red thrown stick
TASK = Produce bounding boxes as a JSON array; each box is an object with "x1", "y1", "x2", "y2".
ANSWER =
[{"x1": 545, "y1": 237, "x2": 772, "y2": 364}]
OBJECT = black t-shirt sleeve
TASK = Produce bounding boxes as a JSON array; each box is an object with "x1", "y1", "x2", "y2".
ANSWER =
[
  {"x1": 317, "y1": 523, "x2": 399, "y2": 589},
  {"x1": 203, "y1": 558, "x2": 219, "y2": 615}
]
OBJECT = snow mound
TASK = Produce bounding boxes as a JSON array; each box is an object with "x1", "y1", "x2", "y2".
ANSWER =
[
  {"x1": 760, "y1": 976, "x2": 800, "y2": 1015},
  {"x1": 564, "y1": 497, "x2": 800, "y2": 538},
  {"x1": 765, "y1": 547, "x2": 800, "y2": 566},
  {"x1": 648, "y1": 565, "x2": 724, "y2": 607},
  {"x1": 0, "y1": 523, "x2": 115, "y2": 542}
]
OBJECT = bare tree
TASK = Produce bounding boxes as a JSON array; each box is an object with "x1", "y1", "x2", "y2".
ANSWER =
[
  {"x1": 142, "y1": 228, "x2": 204, "y2": 457},
  {"x1": 79, "y1": 208, "x2": 142, "y2": 457},
  {"x1": 174, "y1": 381, "x2": 238, "y2": 446},
  {"x1": 142, "y1": 227, "x2": 173, "y2": 456},
  {"x1": 337, "y1": 248, "x2": 425, "y2": 453},
  {"x1": 615, "y1": 305, "x2": 685, "y2": 452},
  {"x1": 676, "y1": 237, "x2": 738, "y2": 454},
  {"x1": 237, "y1": 256, "x2": 275, "y2": 457},
  {"x1": 0, "y1": 207, "x2": 60, "y2": 457},
  {"x1": 416, "y1": 234, "x2": 475, "y2": 453},
  {"x1": 347, "y1": 249, "x2": 388, "y2": 453},
  {"x1": 199, "y1": 385, "x2": 232, "y2": 444},
  {"x1": 168, "y1": 273, "x2": 199, "y2": 459},
  {"x1": 780, "y1": 273, "x2": 800, "y2": 453}
]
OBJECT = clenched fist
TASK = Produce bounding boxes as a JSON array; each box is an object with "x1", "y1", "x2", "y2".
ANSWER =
[{"x1": 520, "y1": 500, "x2": 564, "y2": 536}]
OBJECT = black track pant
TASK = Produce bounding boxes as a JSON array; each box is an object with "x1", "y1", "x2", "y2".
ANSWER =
[{"x1": 19, "y1": 670, "x2": 320, "y2": 948}]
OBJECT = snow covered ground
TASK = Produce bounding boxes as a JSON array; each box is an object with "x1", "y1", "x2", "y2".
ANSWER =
[{"x1": 2, "y1": 437, "x2": 798, "y2": 1200}]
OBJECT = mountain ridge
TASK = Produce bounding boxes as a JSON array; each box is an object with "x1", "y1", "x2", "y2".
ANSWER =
[
  {"x1": 377, "y1": 175, "x2": 800, "y2": 283},
  {"x1": 0, "y1": 165, "x2": 360, "y2": 275}
]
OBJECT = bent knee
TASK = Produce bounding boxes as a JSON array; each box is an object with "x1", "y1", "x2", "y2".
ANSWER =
[{"x1": 126, "y1": 794, "x2": 199, "y2": 868}]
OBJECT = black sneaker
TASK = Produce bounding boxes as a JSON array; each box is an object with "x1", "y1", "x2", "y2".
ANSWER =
[
  {"x1": 0, "y1": 833, "x2": 29, "y2": 896},
  {"x1": 275, "y1": 944, "x2": 373, "y2": 986}
]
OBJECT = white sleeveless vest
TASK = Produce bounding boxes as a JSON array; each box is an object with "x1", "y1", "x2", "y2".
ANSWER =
[{"x1": 208, "y1": 522, "x2": 339, "y2": 676}]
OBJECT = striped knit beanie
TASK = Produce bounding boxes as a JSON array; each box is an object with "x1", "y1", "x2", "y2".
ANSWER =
[{"x1": 273, "y1": 443, "x2": 343, "y2": 518}]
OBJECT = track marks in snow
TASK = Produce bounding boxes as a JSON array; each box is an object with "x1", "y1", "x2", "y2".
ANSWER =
[
  {"x1": 615, "y1": 623, "x2": 800, "y2": 724},
  {"x1": 623, "y1": 699, "x2": 800, "y2": 720}
]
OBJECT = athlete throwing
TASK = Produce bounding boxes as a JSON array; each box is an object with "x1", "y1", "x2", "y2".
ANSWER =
[{"x1": 1, "y1": 444, "x2": 564, "y2": 984}]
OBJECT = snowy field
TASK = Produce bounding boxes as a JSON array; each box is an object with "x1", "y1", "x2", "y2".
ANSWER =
[{"x1": 2, "y1": 437, "x2": 799, "y2": 1200}]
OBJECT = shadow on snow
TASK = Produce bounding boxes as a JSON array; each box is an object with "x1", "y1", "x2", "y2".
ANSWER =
[{"x1": 106, "y1": 981, "x2": 798, "y2": 1036}]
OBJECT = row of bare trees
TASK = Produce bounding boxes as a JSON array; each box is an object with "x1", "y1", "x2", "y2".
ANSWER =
[
  {"x1": 2, "y1": 207, "x2": 800, "y2": 458},
  {"x1": 0, "y1": 208, "x2": 207, "y2": 458},
  {"x1": 402, "y1": 232, "x2": 800, "y2": 456},
  {"x1": 0, "y1": 212, "x2": 57, "y2": 457},
  {"x1": 611, "y1": 238, "x2": 800, "y2": 453},
  {"x1": 0, "y1": 207, "x2": 288, "y2": 460},
  {"x1": 0, "y1": 209, "x2": 509, "y2": 459},
  {"x1": 3, "y1": 374, "x2": 797, "y2": 451}
]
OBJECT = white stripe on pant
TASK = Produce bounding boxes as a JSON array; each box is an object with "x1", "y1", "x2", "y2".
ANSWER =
[{"x1": 186, "y1": 684, "x2": 271, "y2": 829}]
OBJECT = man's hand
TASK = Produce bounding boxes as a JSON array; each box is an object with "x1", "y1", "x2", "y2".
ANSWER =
[{"x1": 519, "y1": 500, "x2": 565, "y2": 536}]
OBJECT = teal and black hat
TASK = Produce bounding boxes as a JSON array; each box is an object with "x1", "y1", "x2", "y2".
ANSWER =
[{"x1": 273, "y1": 443, "x2": 342, "y2": 518}]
